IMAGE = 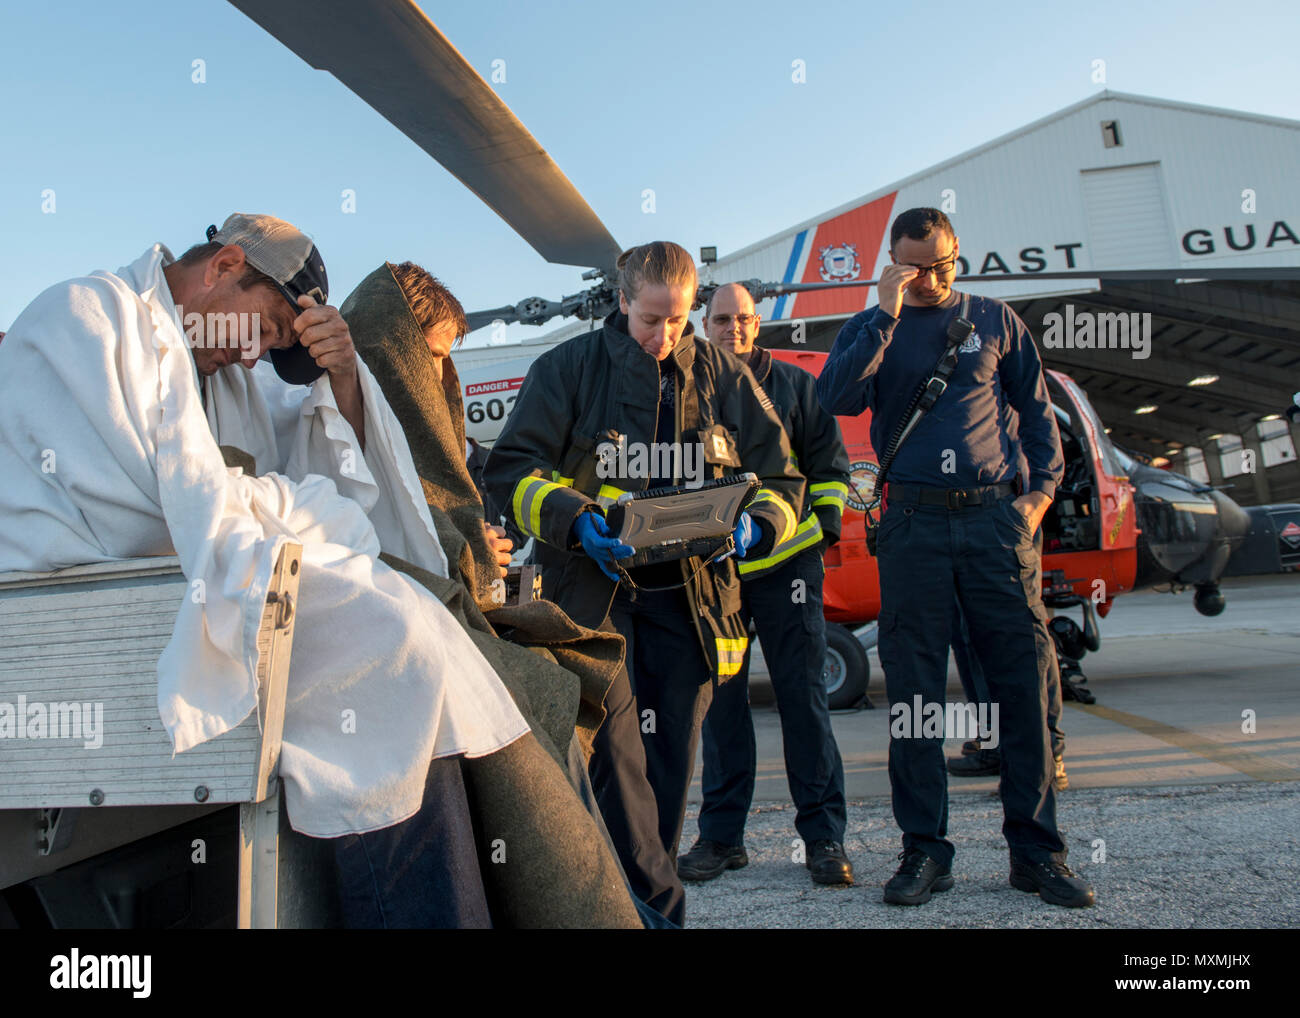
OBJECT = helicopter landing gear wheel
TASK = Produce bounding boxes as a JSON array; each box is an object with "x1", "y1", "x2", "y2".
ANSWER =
[{"x1": 823, "y1": 623, "x2": 870, "y2": 710}]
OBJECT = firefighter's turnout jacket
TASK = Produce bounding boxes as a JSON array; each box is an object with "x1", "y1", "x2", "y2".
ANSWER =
[
  {"x1": 735, "y1": 347, "x2": 851, "y2": 580},
  {"x1": 484, "y1": 314, "x2": 804, "y2": 679}
]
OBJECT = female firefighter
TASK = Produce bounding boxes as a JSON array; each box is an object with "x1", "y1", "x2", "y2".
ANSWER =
[{"x1": 484, "y1": 241, "x2": 803, "y2": 925}]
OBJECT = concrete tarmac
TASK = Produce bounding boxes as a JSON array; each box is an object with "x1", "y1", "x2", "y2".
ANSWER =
[{"x1": 681, "y1": 573, "x2": 1300, "y2": 928}]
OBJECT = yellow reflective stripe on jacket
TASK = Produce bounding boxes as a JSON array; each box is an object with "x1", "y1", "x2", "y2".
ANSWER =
[
  {"x1": 737, "y1": 514, "x2": 824, "y2": 576},
  {"x1": 549, "y1": 472, "x2": 624, "y2": 508},
  {"x1": 511, "y1": 475, "x2": 566, "y2": 540},
  {"x1": 596, "y1": 484, "x2": 628, "y2": 508},
  {"x1": 810, "y1": 480, "x2": 849, "y2": 515},
  {"x1": 715, "y1": 636, "x2": 749, "y2": 677},
  {"x1": 750, "y1": 487, "x2": 799, "y2": 544}
]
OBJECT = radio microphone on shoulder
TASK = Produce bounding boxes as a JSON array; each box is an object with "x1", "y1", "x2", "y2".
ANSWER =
[{"x1": 947, "y1": 316, "x2": 975, "y2": 345}]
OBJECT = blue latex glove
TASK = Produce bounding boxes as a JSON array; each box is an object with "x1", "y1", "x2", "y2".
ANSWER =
[
  {"x1": 572, "y1": 511, "x2": 635, "y2": 581},
  {"x1": 729, "y1": 511, "x2": 759, "y2": 559}
]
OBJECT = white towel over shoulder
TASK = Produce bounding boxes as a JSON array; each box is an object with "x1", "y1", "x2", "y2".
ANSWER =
[{"x1": 0, "y1": 245, "x2": 528, "y2": 837}]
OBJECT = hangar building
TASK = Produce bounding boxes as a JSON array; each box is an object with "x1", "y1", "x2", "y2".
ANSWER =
[{"x1": 459, "y1": 92, "x2": 1300, "y2": 506}]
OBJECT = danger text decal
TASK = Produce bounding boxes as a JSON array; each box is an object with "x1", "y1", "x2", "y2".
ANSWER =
[{"x1": 466, "y1": 377, "x2": 524, "y2": 397}]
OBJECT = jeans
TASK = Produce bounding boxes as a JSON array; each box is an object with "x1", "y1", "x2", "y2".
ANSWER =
[{"x1": 329, "y1": 755, "x2": 491, "y2": 929}]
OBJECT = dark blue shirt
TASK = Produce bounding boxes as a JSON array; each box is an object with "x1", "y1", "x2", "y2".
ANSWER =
[{"x1": 816, "y1": 293, "x2": 1062, "y2": 497}]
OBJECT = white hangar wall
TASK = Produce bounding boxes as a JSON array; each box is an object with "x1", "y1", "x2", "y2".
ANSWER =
[{"x1": 705, "y1": 91, "x2": 1300, "y2": 323}]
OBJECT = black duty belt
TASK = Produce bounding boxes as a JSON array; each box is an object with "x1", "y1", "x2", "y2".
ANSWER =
[{"x1": 885, "y1": 482, "x2": 1015, "y2": 509}]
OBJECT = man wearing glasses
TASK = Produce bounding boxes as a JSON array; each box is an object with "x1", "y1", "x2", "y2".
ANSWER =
[
  {"x1": 677, "y1": 283, "x2": 854, "y2": 887},
  {"x1": 817, "y1": 208, "x2": 1095, "y2": 909}
]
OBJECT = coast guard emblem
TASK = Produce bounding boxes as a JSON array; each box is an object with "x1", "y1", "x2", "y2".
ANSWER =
[{"x1": 818, "y1": 243, "x2": 860, "y2": 282}]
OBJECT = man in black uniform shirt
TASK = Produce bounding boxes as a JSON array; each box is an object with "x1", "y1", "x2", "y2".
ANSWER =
[
  {"x1": 817, "y1": 208, "x2": 1095, "y2": 909},
  {"x1": 678, "y1": 282, "x2": 854, "y2": 887}
]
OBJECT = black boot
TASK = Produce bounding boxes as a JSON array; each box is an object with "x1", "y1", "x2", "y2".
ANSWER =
[
  {"x1": 806, "y1": 840, "x2": 854, "y2": 886},
  {"x1": 1009, "y1": 857, "x2": 1095, "y2": 908},
  {"x1": 676, "y1": 839, "x2": 748, "y2": 882},
  {"x1": 946, "y1": 747, "x2": 1001, "y2": 776},
  {"x1": 883, "y1": 848, "x2": 953, "y2": 905}
]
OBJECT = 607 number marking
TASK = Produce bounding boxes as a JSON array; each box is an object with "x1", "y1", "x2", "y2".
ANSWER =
[{"x1": 466, "y1": 394, "x2": 517, "y2": 424}]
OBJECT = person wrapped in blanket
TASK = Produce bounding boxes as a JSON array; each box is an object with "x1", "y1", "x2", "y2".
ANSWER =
[{"x1": 341, "y1": 261, "x2": 677, "y2": 928}]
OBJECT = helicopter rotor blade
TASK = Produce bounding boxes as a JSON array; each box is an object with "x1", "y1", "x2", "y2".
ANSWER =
[
  {"x1": 466, "y1": 284, "x2": 621, "y2": 333},
  {"x1": 737, "y1": 265, "x2": 1300, "y2": 302},
  {"x1": 465, "y1": 306, "x2": 522, "y2": 332},
  {"x1": 227, "y1": 0, "x2": 622, "y2": 275}
]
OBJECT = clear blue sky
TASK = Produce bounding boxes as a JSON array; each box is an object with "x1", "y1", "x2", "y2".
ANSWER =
[{"x1": 2, "y1": 0, "x2": 1297, "y2": 336}]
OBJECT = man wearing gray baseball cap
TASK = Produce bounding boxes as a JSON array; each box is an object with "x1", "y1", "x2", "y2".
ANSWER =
[
  {"x1": 0, "y1": 215, "x2": 644, "y2": 928},
  {"x1": 168, "y1": 213, "x2": 367, "y2": 450},
  {"x1": 202, "y1": 213, "x2": 331, "y2": 383}
]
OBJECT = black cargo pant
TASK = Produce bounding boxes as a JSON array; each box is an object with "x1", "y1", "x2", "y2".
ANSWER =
[
  {"x1": 698, "y1": 547, "x2": 847, "y2": 846},
  {"x1": 603, "y1": 583, "x2": 716, "y2": 864},
  {"x1": 951, "y1": 526, "x2": 1066, "y2": 759},
  {"x1": 590, "y1": 600, "x2": 689, "y2": 927},
  {"x1": 876, "y1": 486, "x2": 1065, "y2": 868}
]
